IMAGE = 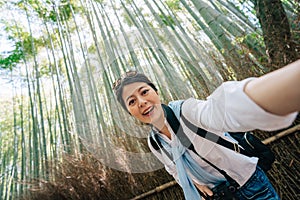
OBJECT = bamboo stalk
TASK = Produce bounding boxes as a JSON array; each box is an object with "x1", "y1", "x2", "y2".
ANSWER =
[
  {"x1": 130, "y1": 181, "x2": 178, "y2": 200},
  {"x1": 131, "y1": 125, "x2": 300, "y2": 200},
  {"x1": 262, "y1": 124, "x2": 300, "y2": 144}
]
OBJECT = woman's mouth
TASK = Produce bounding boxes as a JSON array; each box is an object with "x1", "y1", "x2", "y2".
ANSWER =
[{"x1": 142, "y1": 106, "x2": 154, "y2": 116}]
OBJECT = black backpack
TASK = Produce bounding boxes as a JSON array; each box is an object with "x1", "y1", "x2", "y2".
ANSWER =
[{"x1": 150, "y1": 104, "x2": 275, "y2": 172}]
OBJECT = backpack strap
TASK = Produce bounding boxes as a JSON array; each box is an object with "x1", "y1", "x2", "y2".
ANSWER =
[
  {"x1": 149, "y1": 103, "x2": 247, "y2": 155},
  {"x1": 149, "y1": 132, "x2": 174, "y2": 164},
  {"x1": 149, "y1": 134, "x2": 160, "y2": 151},
  {"x1": 161, "y1": 104, "x2": 239, "y2": 186},
  {"x1": 180, "y1": 113, "x2": 247, "y2": 155}
]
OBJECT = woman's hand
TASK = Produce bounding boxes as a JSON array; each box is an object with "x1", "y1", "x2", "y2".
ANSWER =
[{"x1": 194, "y1": 182, "x2": 213, "y2": 198}]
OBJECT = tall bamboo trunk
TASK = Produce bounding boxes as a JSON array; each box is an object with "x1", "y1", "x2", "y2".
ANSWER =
[{"x1": 254, "y1": 0, "x2": 299, "y2": 68}]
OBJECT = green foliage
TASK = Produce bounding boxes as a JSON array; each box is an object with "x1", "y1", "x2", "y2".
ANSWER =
[
  {"x1": 17, "y1": 0, "x2": 82, "y2": 22},
  {"x1": 20, "y1": 32, "x2": 43, "y2": 55},
  {"x1": 166, "y1": 0, "x2": 181, "y2": 11},
  {"x1": 0, "y1": 42, "x2": 24, "y2": 70},
  {"x1": 0, "y1": 25, "x2": 44, "y2": 70},
  {"x1": 121, "y1": 12, "x2": 134, "y2": 27},
  {"x1": 246, "y1": 32, "x2": 265, "y2": 46},
  {"x1": 39, "y1": 64, "x2": 51, "y2": 76},
  {"x1": 88, "y1": 45, "x2": 97, "y2": 54},
  {"x1": 235, "y1": 32, "x2": 264, "y2": 46},
  {"x1": 159, "y1": 14, "x2": 175, "y2": 27}
]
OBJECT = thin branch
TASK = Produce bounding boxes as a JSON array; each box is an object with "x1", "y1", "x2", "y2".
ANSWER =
[
  {"x1": 130, "y1": 181, "x2": 178, "y2": 200},
  {"x1": 262, "y1": 124, "x2": 300, "y2": 144}
]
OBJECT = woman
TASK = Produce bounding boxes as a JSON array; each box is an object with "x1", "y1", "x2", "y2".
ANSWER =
[{"x1": 113, "y1": 59, "x2": 300, "y2": 200}]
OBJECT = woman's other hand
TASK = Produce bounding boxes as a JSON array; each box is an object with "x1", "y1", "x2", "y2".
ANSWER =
[{"x1": 194, "y1": 182, "x2": 213, "y2": 198}]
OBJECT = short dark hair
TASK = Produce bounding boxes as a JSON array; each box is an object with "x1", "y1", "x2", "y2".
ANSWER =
[{"x1": 114, "y1": 72, "x2": 158, "y2": 112}]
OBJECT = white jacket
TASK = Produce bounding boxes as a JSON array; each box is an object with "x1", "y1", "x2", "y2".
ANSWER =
[{"x1": 148, "y1": 78, "x2": 297, "y2": 188}]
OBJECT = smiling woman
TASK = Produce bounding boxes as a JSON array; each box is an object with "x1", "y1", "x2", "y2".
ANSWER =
[
  {"x1": 113, "y1": 60, "x2": 300, "y2": 200},
  {"x1": 113, "y1": 71, "x2": 158, "y2": 112},
  {"x1": 123, "y1": 83, "x2": 160, "y2": 117}
]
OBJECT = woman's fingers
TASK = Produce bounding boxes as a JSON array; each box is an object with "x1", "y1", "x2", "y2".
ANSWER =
[{"x1": 194, "y1": 182, "x2": 213, "y2": 197}]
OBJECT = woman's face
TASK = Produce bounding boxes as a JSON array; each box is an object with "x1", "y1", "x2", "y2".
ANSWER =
[{"x1": 122, "y1": 82, "x2": 164, "y2": 126}]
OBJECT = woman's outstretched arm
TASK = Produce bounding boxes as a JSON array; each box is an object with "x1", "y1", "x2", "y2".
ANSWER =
[{"x1": 244, "y1": 59, "x2": 300, "y2": 116}]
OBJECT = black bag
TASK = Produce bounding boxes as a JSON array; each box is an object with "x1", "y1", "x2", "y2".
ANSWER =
[
  {"x1": 229, "y1": 132, "x2": 275, "y2": 172},
  {"x1": 209, "y1": 181, "x2": 239, "y2": 200}
]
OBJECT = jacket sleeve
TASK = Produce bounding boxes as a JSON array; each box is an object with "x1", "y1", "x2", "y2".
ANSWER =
[{"x1": 181, "y1": 78, "x2": 298, "y2": 132}]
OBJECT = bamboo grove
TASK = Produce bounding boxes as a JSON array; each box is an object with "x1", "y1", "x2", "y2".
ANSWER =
[{"x1": 0, "y1": 0, "x2": 299, "y2": 199}]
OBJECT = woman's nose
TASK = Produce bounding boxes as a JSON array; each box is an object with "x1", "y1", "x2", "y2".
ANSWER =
[{"x1": 137, "y1": 97, "x2": 147, "y2": 107}]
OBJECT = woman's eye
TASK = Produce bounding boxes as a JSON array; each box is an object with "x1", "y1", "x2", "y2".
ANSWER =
[
  {"x1": 142, "y1": 89, "x2": 149, "y2": 95},
  {"x1": 128, "y1": 99, "x2": 135, "y2": 106}
]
